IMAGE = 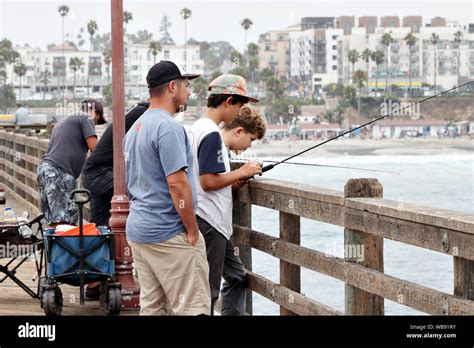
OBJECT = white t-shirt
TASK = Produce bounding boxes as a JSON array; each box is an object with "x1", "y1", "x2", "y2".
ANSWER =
[{"x1": 189, "y1": 118, "x2": 233, "y2": 240}]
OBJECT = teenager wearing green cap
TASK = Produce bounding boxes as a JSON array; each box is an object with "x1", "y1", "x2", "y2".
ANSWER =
[{"x1": 189, "y1": 74, "x2": 263, "y2": 315}]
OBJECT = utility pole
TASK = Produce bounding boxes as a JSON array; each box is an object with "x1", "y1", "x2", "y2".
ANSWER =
[{"x1": 109, "y1": 0, "x2": 140, "y2": 310}]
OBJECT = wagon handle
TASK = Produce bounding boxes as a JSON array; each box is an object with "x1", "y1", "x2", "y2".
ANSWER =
[{"x1": 70, "y1": 189, "x2": 91, "y2": 205}]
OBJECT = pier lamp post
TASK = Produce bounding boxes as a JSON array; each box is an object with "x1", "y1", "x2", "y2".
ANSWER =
[{"x1": 109, "y1": 0, "x2": 140, "y2": 310}]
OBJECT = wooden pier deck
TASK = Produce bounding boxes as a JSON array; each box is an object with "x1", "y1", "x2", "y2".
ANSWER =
[{"x1": 0, "y1": 193, "x2": 138, "y2": 316}]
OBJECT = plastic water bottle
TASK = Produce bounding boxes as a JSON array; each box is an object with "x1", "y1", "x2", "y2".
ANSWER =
[{"x1": 4, "y1": 207, "x2": 17, "y2": 223}]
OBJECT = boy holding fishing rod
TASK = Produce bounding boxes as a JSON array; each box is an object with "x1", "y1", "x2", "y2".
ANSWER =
[{"x1": 190, "y1": 74, "x2": 266, "y2": 315}]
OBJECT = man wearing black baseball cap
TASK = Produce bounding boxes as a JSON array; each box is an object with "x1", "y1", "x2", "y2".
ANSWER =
[
  {"x1": 124, "y1": 61, "x2": 211, "y2": 315},
  {"x1": 146, "y1": 60, "x2": 200, "y2": 112}
]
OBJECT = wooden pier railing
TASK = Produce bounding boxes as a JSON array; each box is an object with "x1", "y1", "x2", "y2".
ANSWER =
[{"x1": 1, "y1": 129, "x2": 473, "y2": 315}]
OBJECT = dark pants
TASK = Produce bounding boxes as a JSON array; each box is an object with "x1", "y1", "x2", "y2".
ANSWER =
[
  {"x1": 197, "y1": 215, "x2": 247, "y2": 316},
  {"x1": 81, "y1": 167, "x2": 114, "y2": 227}
]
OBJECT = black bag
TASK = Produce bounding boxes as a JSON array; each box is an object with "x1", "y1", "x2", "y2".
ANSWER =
[{"x1": 0, "y1": 225, "x2": 38, "y2": 248}]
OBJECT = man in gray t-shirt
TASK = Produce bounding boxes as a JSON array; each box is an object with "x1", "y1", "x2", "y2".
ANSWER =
[{"x1": 37, "y1": 99, "x2": 106, "y2": 226}]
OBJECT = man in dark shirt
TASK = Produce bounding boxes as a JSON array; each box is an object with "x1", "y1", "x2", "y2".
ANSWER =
[
  {"x1": 81, "y1": 102, "x2": 149, "y2": 227},
  {"x1": 37, "y1": 99, "x2": 106, "y2": 227}
]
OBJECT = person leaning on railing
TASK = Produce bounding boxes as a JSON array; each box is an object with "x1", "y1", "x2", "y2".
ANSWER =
[{"x1": 36, "y1": 99, "x2": 106, "y2": 228}]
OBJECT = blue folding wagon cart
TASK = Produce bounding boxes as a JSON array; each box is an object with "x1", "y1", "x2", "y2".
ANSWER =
[{"x1": 40, "y1": 189, "x2": 121, "y2": 316}]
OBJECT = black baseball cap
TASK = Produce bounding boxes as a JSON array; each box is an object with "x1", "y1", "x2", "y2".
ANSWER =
[{"x1": 146, "y1": 60, "x2": 200, "y2": 88}]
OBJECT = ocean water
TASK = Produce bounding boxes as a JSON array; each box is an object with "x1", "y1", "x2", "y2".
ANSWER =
[{"x1": 247, "y1": 153, "x2": 474, "y2": 315}]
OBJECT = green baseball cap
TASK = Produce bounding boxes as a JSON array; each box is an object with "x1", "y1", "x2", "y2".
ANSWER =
[{"x1": 208, "y1": 74, "x2": 259, "y2": 102}]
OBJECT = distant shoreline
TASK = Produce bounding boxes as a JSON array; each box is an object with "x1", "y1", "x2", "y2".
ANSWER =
[{"x1": 249, "y1": 137, "x2": 474, "y2": 158}]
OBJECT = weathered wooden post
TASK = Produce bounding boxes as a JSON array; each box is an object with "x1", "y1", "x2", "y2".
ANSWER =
[
  {"x1": 454, "y1": 257, "x2": 474, "y2": 305},
  {"x1": 279, "y1": 211, "x2": 301, "y2": 315},
  {"x1": 344, "y1": 178, "x2": 384, "y2": 315}
]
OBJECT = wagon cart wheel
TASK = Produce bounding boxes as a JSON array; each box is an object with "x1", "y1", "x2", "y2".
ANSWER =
[
  {"x1": 104, "y1": 287, "x2": 121, "y2": 315},
  {"x1": 38, "y1": 277, "x2": 48, "y2": 308},
  {"x1": 42, "y1": 286, "x2": 63, "y2": 316}
]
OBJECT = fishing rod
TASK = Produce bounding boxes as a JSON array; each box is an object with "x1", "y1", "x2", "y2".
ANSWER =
[
  {"x1": 260, "y1": 81, "x2": 474, "y2": 174},
  {"x1": 260, "y1": 159, "x2": 399, "y2": 175}
]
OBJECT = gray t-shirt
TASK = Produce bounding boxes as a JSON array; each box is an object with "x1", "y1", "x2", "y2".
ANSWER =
[
  {"x1": 43, "y1": 114, "x2": 96, "y2": 178},
  {"x1": 124, "y1": 108, "x2": 198, "y2": 244}
]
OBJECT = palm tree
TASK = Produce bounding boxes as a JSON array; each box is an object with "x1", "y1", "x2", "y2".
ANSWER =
[
  {"x1": 381, "y1": 32, "x2": 394, "y2": 92},
  {"x1": 39, "y1": 69, "x2": 51, "y2": 101},
  {"x1": 102, "y1": 48, "x2": 111, "y2": 83},
  {"x1": 13, "y1": 62, "x2": 27, "y2": 101},
  {"x1": 347, "y1": 49, "x2": 359, "y2": 84},
  {"x1": 58, "y1": 5, "x2": 69, "y2": 103},
  {"x1": 404, "y1": 33, "x2": 417, "y2": 96},
  {"x1": 13, "y1": 62, "x2": 26, "y2": 100},
  {"x1": 6, "y1": 49, "x2": 20, "y2": 87},
  {"x1": 241, "y1": 18, "x2": 253, "y2": 66},
  {"x1": 0, "y1": 70, "x2": 7, "y2": 87},
  {"x1": 69, "y1": 57, "x2": 84, "y2": 99},
  {"x1": 148, "y1": 41, "x2": 162, "y2": 64},
  {"x1": 371, "y1": 50, "x2": 385, "y2": 95},
  {"x1": 361, "y1": 48, "x2": 371, "y2": 93},
  {"x1": 179, "y1": 8, "x2": 192, "y2": 70},
  {"x1": 353, "y1": 70, "x2": 367, "y2": 114},
  {"x1": 260, "y1": 66, "x2": 273, "y2": 92},
  {"x1": 123, "y1": 11, "x2": 133, "y2": 32},
  {"x1": 86, "y1": 19, "x2": 98, "y2": 97},
  {"x1": 454, "y1": 31, "x2": 462, "y2": 86},
  {"x1": 430, "y1": 33, "x2": 439, "y2": 93}
]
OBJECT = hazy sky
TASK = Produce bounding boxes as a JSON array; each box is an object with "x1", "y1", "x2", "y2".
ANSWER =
[{"x1": 1, "y1": 0, "x2": 473, "y2": 51}]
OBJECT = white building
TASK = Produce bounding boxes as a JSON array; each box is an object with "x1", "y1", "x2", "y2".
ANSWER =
[
  {"x1": 6, "y1": 43, "x2": 204, "y2": 100},
  {"x1": 420, "y1": 26, "x2": 473, "y2": 90},
  {"x1": 126, "y1": 42, "x2": 204, "y2": 97},
  {"x1": 7, "y1": 44, "x2": 105, "y2": 100},
  {"x1": 371, "y1": 119, "x2": 446, "y2": 138},
  {"x1": 289, "y1": 28, "x2": 342, "y2": 94},
  {"x1": 340, "y1": 22, "x2": 474, "y2": 90}
]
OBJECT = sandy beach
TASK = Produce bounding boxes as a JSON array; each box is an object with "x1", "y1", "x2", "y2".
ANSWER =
[{"x1": 249, "y1": 137, "x2": 474, "y2": 158}]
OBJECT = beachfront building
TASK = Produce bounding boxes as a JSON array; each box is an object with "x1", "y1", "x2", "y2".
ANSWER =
[
  {"x1": 298, "y1": 122, "x2": 342, "y2": 139},
  {"x1": 421, "y1": 26, "x2": 473, "y2": 91},
  {"x1": 126, "y1": 42, "x2": 204, "y2": 97},
  {"x1": 337, "y1": 16, "x2": 473, "y2": 91},
  {"x1": 266, "y1": 124, "x2": 289, "y2": 140},
  {"x1": 265, "y1": 122, "x2": 342, "y2": 140},
  {"x1": 297, "y1": 105, "x2": 328, "y2": 123},
  {"x1": 6, "y1": 42, "x2": 204, "y2": 100},
  {"x1": 454, "y1": 120, "x2": 474, "y2": 136},
  {"x1": 289, "y1": 18, "x2": 343, "y2": 95},
  {"x1": 371, "y1": 119, "x2": 447, "y2": 138},
  {"x1": 8, "y1": 44, "x2": 105, "y2": 100},
  {"x1": 258, "y1": 30, "x2": 290, "y2": 80}
]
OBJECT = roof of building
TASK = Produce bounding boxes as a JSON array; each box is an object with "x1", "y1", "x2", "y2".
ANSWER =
[
  {"x1": 267, "y1": 124, "x2": 288, "y2": 130},
  {"x1": 300, "y1": 105, "x2": 328, "y2": 116},
  {"x1": 298, "y1": 122, "x2": 341, "y2": 130},
  {"x1": 373, "y1": 119, "x2": 447, "y2": 127},
  {"x1": 48, "y1": 44, "x2": 78, "y2": 52}
]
